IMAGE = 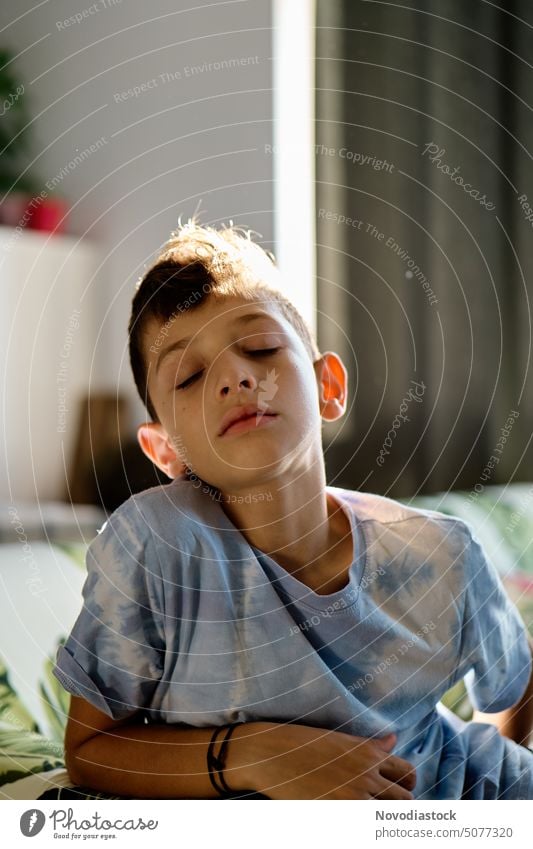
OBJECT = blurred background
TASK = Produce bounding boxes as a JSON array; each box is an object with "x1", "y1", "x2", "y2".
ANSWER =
[{"x1": 1, "y1": 0, "x2": 532, "y2": 514}]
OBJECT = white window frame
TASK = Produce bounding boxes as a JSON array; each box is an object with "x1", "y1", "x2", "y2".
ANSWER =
[{"x1": 272, "y1": 0, "x2": 316, "y2": 335}]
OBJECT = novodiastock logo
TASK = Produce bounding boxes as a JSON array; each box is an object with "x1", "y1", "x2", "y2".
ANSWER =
[{"x1": 20, "y1": 809, "x2": 46, "y2": 837}]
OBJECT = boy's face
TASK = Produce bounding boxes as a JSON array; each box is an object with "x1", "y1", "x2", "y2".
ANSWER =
[{"x1": 138, "y1": 293, "x2": 347, "y2": 492}]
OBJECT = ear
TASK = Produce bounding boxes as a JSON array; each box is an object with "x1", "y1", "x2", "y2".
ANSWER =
[
  {"x1": 137, "y1": 422, "x2": 186, "y2": 479},
  {"x1": 314, "y1": 351, "x2": 348, "y2": 422}
]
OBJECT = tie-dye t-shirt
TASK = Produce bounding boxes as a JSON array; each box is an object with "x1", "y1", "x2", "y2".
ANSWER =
[{"x1": 53, "y1": 479, "x2": 533, "y2": 799}]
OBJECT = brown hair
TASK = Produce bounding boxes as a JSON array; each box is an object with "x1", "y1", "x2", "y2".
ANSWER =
[{"x1": 128, "y1": 220, "x2": 321, "y2": 422}]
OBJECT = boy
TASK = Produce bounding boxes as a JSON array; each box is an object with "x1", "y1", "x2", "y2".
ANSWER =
[{"x1": 53, "y1": 222, "x2": 533, "y2": 799}]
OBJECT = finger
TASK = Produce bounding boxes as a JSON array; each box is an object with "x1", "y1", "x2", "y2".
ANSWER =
[
  {"x1": 380, "y1": 756, "x2": 417, "y2": 789},
  {"x1": 385, "y1": 768, "x2": 417, "y2": 791},
  {"x1": 373, "y1": 733, "x2": 397, "y2": 752},
  {"x1": 371, "y1": 779, "x2": 414, "y2": 801},
  {"x1": 379, "y1": 753, "x2": 415, "y2": 776}
]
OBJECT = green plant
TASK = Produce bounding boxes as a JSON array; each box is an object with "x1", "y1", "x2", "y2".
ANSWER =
[{"x1": 0, "y1": 47, "x2": 39, "y2": 194}]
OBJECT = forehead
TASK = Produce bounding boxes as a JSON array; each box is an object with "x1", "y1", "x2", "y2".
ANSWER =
[{"x1": 142, "y1": 293, "x2": 296, "y2": 370}]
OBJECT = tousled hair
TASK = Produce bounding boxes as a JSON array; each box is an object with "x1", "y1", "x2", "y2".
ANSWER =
[{"x1": 128, "y1": 220, "x2": 321, "y2": 422}]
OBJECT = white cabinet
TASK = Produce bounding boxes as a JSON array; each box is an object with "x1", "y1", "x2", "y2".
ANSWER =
[{"x1": 0, "y1": 227, "x2": 99, "y2": 502}]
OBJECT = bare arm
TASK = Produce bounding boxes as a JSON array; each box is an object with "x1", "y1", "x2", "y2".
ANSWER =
[
  {"x1": 65, "y1": 696, "x2": 416, "y2": 799},
  {"x1": 472, "y1": 638, "x2": 533, "y2": 746}
]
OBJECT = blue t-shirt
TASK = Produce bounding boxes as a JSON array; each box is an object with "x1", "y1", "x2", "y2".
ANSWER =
[{"x1": 53, "y1": 479, "x2": 533, "y2": 799}]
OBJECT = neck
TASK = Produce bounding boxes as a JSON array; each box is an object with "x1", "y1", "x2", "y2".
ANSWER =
[{"x1": 219, "y1": 465, "x2": 353, "y2": 592}]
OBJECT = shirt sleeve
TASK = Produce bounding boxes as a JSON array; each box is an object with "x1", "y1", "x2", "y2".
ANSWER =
[
  {"x1": 52, "y1": 506, "x2": 166, "y2": 720},
  {"x1": 458, "y1": 522, "x2": 531, "y2": 713}
]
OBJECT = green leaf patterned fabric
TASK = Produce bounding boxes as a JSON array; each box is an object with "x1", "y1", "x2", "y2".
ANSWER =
[
  {"x1": 0, "y1": 724, "x2": 64, "y2": 786},
  {"x1": 38, "y1": 642, "x2": 71, "y2": 744},
  {"x1": 0, "y1": 656, "x2": 66, "y2": 787},
  {"x1": 0, "y1": 660, "x2": 38, "y2": 734}
]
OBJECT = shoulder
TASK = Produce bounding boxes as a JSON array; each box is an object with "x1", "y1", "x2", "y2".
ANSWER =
[
  {"x1": 83, "y1": 479, "x2": 224, "y2": 592},
  {"x1": 330, "y1": 485, "x2": 473, "y2": 556},
  {"x1": 90, "y1": 478, "x2": 222, "y2": 556},
  {"x1": 96, "y1": 478, "x2": 214, "y2": 534}
]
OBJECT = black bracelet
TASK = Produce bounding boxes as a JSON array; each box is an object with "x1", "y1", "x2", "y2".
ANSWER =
[{"x1": 207, "y1": 723, "x2": 241, "y2": 798}]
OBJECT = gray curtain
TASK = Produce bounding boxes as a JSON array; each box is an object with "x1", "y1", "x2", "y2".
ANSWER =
[{"x1": 316, "y1": 0, "x2": 533, "y2": 497}]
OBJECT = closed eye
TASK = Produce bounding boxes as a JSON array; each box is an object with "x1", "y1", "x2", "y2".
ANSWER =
[
  {"x1": 175, "y1": 349, "x2": 280, "y2": 390},
  {"x1": 176, "y1": 371, "x2": 202, "y2": 390},
  {"x1": 246, "y1": 347, "x2": 280, "y2": 356}
]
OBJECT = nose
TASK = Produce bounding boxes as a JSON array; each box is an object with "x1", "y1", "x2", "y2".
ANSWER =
[{"x1": 215, "y1": 354, "x2": 258, "y2": 398}]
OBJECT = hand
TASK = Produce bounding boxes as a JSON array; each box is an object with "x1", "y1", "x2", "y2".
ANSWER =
[{"x1": 230, "y1": 723, "x2": 416, "y2": 800}]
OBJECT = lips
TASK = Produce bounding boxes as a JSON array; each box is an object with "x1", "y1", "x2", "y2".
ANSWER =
[{"x1": 218, "y1": 404, "x2": 277, "y2": 436}]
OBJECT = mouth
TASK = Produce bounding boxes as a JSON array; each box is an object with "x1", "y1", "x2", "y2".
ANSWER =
[{"x1": 219, "y1": 405, "x2": 278, "y2": 437}]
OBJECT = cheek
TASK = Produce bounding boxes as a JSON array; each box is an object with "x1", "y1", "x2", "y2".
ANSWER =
[
  {"x1": 165, "y1": 412, "x2": 209, "y2": 460},
  {"x1": 160, "y1": 390, "x2": 192, "y2": 425},
  {"x1": 285, "y1": 360, "x2": 320, "y2": 411}
]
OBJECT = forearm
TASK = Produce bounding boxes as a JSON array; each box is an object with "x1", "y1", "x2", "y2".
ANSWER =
[
  {"x1": 67, "y1": 718, "x2": 416, "y2": 800},
  {"x1": 67, "y1": 720, "x2": 276, "y2": 799},
  {"x1": 472, "y1": 698, "x2": 533, "y2": 746}
]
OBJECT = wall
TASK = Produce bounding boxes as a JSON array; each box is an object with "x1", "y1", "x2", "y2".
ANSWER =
[{"x1": 0, "y1": 0, "x2": 274, "y2": 436}]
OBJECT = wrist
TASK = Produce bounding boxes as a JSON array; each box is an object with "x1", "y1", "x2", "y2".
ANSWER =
[{"x1": 223, "y1": 721, "x2": 283, "y2": 794}]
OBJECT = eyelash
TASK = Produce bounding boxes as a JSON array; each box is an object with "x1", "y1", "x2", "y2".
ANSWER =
[{"x1": 175, "y1": 348, "x2": 280, "y2": 390}]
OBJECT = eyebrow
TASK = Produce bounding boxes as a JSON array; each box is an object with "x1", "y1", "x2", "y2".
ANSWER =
[{"x1": 154, "y1": 311, "x2": 283, "y2": 375}]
